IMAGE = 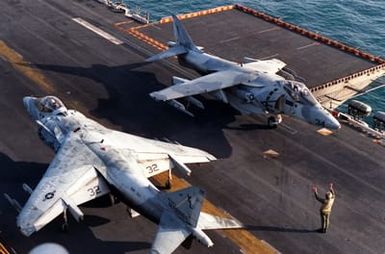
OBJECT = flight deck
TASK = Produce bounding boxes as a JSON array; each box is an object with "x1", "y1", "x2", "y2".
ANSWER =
[{"x1": 0, "y1": 1, "x2": 385, "y2": 253}]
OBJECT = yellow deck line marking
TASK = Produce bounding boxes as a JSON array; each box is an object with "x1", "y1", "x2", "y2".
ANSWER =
[
  {"x1": 263, "y1": 149, "x2": 280, "y2": 158},
  {"x1": 159, "y1": 5, "x2": 235, "y2": 24},
  {"x1": 0, "y1": 40, "x2": 55, "y2": 94},
  {"x1": 125, "y1": 28, "x2": 168, "y2": 51},
  {"x1": 151, "y1": 173, "x2": 278, "y2": 254},
  {"x1": 0, "y1": 40, "x2": 89, "y2": 112},
  {"x1": 114, "y1": 20, "x2": 133, "y2": 26},
  {"x1": 117, "y1": 5, "x2": 235, "y2": 53},
  {"x1": 0, "y1": 242, "x2": 10, "y2": 254},
  {"x1": 317, "y1": 128, "x2": 334, "y2": 136}
]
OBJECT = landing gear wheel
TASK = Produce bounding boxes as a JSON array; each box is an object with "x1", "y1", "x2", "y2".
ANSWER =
[
  {"x1": 165, "y1": 169, "x2": 172, "y2": 189},
  {"x1": 267, "y1": 116, "x2": 279, "y2": 129},
  {"x1": 109, "y1": 194, "x2": 116, "y2": 206}
]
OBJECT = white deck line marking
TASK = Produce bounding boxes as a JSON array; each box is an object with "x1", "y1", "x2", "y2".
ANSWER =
[
  {"x1": 258, "y1": 27, "x2": 280, "y2": 34},
  {"x1": 260, "y1": 53, "x2": 279, "y2": 60},
  {"x1": 220, "y1": 36, "x2": 240, "y2": 44},
  {"x1": 72, "y1": 18, "x2": 123, "y2": 45},
  {"x1": 296, "y1": 42, "x2": 319, "y2": 50}
]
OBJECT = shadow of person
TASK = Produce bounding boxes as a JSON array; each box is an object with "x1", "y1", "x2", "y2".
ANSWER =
[
  {"x1": 246, "y1": 225, "x2": 318, "y2": 234},
  {"x1": 33, "y1": 62, "x2": 239, "y2": 159}
]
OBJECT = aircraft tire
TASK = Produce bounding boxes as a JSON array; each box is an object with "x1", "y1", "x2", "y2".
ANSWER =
[{"x1": 267, "y1": 116, "x2": 279, "y2": 129}]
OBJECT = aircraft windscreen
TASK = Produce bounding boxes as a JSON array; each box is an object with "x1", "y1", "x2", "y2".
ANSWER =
[
  {"x1": 299, "y1": 87, "x2": 318, "y2": 105},
  {"x1": 37, "y1": 96, "x2": 65, "y2": 113},
  {"x1": 283, "y1": 81, "x2": 317, "y2": 106}
]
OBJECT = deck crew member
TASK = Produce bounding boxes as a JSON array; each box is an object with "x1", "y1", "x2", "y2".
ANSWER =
[{"x1": 312, "y1": 183, "x2": 336, "y2": 233}]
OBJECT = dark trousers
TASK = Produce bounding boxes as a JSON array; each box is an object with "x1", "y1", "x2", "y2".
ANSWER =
[{"x1": 320, "y1": 212, "x2": 330, "y2": 231}]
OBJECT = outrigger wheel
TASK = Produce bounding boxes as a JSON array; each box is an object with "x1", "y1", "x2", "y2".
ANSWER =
[
  {"x1": 165, "y1": 169, "x2": 173, "y2": 189},
  {"x1": 61, "y1": 209, "x2": 69, "y2": 232},
  {"x1": 165, "y1": 179, "x2": 172, "y2": 190}
]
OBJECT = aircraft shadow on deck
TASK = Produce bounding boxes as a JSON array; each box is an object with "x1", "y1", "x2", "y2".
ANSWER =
[
  {"x1": 0, "y1": 152, "x2": 151, "y2": 253},
  {"x1": 225, "y1": 123, "x2": 273, "y2": 131},
  {"x1": 32, "y1": 62, "x2": 248, "y2": 159}
]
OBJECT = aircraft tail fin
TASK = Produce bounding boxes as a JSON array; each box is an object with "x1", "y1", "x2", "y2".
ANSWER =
[
  {"x1": 172, "y1": 14, "x2": 198, "y2": 51},
  {"x1": 152, "y1": 187, "x2": 243, "y2": 252},
  {"x1": 145, "y1": 14, "x2": 199, "y2": 62},
  {"x1": 165, "y1": 186, "x2": 205, "y2": 227}
]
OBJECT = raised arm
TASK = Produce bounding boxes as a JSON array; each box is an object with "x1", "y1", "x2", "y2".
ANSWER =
[
  {"x1": 312, "y1": 186, "x2": 324, "y2": 203},
  {"x1": 329, "y1": 183, "x2": 336, "y2": 197}
]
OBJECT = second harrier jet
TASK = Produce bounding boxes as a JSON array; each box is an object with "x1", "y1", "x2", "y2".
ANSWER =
[
  {"x1": 147, "y1": 15, "x2": 340, "y2": 130},
  {"x1": 14, "y1": 96, "x2": 241, "y2": 253}
]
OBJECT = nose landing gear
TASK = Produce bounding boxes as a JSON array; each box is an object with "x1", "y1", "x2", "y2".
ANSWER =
[{"x1": 267, "y1": 114, "x2": 282, "y2": 128}]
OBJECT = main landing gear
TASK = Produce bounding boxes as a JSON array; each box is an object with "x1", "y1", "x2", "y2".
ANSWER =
[{"x1": 165, "y1": 168, "x2": 173, "y2": 189}]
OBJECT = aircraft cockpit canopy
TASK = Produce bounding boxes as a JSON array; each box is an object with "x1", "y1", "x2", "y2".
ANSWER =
[
  {"x1": 281, "y1": 81, "x2": 318, "y2": 106},
  {"x1": 36, "y1": 96, "x2": 67, "y2": 114}
]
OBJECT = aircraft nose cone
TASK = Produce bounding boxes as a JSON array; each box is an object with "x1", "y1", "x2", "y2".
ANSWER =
[
  {"x1": 23, "y1": 96, "x2": 38, "y2": 120},
  {"x1": 325, "y1": 117, "x2": 341, "y2": 130},
  {"x1": 316, "y1": 108, "x2": 341, "y2": 130},
  {"x1": 23, "y1": 96, "x2": 32, "y2": 110},
  {"x1": 307, "y1": 107, "x2": 341, "y2": 130}
]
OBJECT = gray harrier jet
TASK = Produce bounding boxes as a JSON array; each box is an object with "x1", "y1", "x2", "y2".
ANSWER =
[
  {"x1": 13, "y1": 96, "x2": 241, "y2": 253},
  {"x1": 147, "y1": 15, "x2": 340, "y2": 130}
]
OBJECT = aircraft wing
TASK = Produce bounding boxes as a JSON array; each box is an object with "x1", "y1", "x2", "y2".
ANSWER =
[
  {"x1": 107, "y1": 131, "x2": 216, "y2": 178},
  {"x1": 130, "y1": 140, "x2": 216, "y2": 177},
  {"x1": 243, "y1": 58, "x2": 287, "y2": 74},
  {"x1": 17, "y1": 134, "x2": 110, "y2": 236},
  {"x1": 150, "y1": 69, "x2": 257, "y2": 101}
]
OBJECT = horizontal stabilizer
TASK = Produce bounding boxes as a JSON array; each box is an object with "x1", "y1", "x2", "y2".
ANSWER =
[
  {"x1": 165, "y1": 186, "x2": 205, "y2": 227},
  {"x1": 151, "y1": 212, "x2": 191, "y2": 254},
  {"x1": 197, "y1": 212, "x2": 243, "y2": 230},
  {"x1": 146, "y1": 46, "x2": 187, "y2": 62}
]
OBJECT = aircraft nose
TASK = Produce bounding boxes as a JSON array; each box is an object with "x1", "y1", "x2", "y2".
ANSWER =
[
  {"x1": 23, "y1": 96, "x2": 38, "y2": 120},
  {"x1": 23, "y1": 96, "x2": 33, "y2": 109},
  {"x1": 324, "y1": 116, "x2": 341, "y2": 130},
  {"x1": 315, "y1": 108, "x2": 341, "y2": 130}
]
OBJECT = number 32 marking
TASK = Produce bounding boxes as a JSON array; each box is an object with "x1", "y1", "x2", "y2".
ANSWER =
[
  {"x1": 146, "y1": 164, "x2": 159, "y2": 174},
  {"x1": 88, "y1": 186, "x2": 101, "y2": 197}
]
